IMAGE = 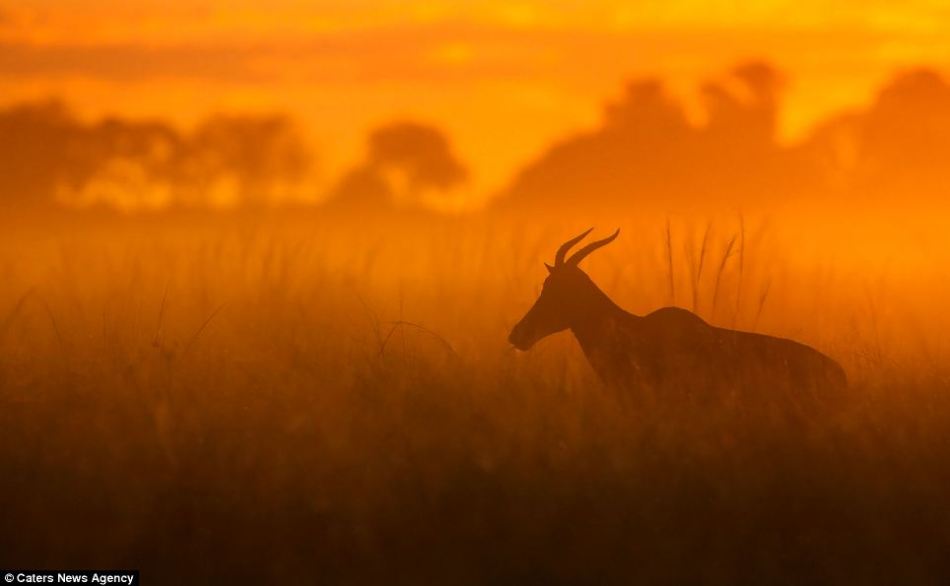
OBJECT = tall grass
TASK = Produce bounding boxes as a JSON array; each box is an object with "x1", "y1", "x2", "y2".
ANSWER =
[{"x1": 1, "y1": 212, "x2": 949, "y2": 584}]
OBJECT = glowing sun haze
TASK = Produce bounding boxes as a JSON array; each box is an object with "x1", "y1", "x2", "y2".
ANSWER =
[{"x1": 1, "y1": 0, "x2": 948, "y2": 201}]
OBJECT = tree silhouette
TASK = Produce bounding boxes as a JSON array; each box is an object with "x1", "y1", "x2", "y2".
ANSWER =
[
  {"x1": 496, "y1": 62, "x2": 813, "y2": 212},
  {"x1": 184, "y1": 114, "x2": 310, "y2": 208},
  {"x1": 0, "y1": 100, "x2": 93, "y2": 209},
  {"x1": 804, "y1": 68, "x2": 950, "y2": 204},
  {"x1": 325, "y1": 121, "x2": 467, "y2": 212}
]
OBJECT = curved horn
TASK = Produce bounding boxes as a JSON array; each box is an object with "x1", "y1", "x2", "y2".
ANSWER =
[
  {"x1": 554, "y1": 228, "x2": 593, "y2": 266},
  {"x1": 567, "y1": 229, "x2": 620, "y2": 266}
]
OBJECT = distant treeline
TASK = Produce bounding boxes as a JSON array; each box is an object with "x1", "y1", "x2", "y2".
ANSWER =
[
  {"x1": 3, "y1": 62, "x2": 950, "y2": 213},
  {"x1": 0, "y1": 102, "x2": 310, "y2": 211},
  {"x1": 501, "y1": 62, "x2": 950, "y2": 212}
]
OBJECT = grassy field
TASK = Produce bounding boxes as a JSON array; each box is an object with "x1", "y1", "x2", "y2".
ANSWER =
[{"x1": 1, "y1": 211, "x2": 949, "y2": 584}]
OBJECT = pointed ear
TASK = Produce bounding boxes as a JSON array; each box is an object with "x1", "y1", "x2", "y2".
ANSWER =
[{"x1": 544, "y1": 263, "x2": 555, "y2": 274}]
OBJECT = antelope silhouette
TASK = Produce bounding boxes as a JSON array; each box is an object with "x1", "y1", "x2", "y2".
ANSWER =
[{"x1": 509, "y1": 229, "x2": 847, "y2": 398}]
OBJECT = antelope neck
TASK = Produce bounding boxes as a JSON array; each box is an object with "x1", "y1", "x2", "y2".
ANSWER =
[{"x1": 567, "y1": 282, "x2": 638, "y2": 353}]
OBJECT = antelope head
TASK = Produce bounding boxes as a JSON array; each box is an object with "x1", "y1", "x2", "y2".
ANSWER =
[{"x1": 508, "y1": 228, "x2": 620, "y2": 351}]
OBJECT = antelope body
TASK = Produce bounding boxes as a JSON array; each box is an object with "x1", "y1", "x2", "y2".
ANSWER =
[{"x1": 509, "y1": 229, "x2": 847, "y2": 398}]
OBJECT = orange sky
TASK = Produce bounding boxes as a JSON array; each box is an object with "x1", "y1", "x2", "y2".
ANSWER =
[{"x1": 2, "y1": 1, "x2": 949, "y2": 201}]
